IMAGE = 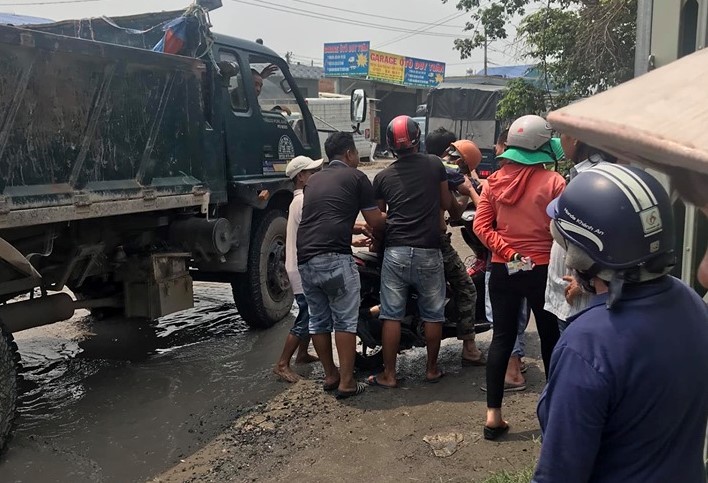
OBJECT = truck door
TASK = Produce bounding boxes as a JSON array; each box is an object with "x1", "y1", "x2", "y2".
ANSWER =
[
  {"x1": 245, "y1": 53, "x2": 321, "y2": 176},
  {"x1": 217, "y1": 48, "x2": 263, "y2": 179},
  {"x1": 217, "y1": 48, "x2": 320, "y2": 179}
]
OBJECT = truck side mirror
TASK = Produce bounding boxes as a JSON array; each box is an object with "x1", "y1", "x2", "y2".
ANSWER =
[{"x1": 350, "y1": 89, "x2": 367, "y2": 124}]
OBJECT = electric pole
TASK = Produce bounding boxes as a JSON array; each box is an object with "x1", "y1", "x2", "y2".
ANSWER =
[{"x1": 483, "y1": 28, "x2": 488, "y2": 76}]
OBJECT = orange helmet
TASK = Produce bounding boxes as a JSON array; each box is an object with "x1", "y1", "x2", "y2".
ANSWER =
[{"x1": 449, "y1": 140, "x2": 482, "y2": 171}]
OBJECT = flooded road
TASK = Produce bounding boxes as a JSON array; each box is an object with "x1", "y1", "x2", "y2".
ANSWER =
[{"x1": 2, "y1": 282, "x2": 307, "y2": 483}]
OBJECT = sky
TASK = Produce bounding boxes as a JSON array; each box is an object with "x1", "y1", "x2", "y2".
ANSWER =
[{"x1": 1, "y1": 0, "x2": 528, "y2": 76}]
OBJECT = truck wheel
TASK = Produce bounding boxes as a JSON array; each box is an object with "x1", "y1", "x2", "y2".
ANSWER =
[
  {"x1": 0, "y1": 323, "x2": 19, "y2": 453},
  {"x1": 232, "y1": 209, "x2": 293, "y2": 329}
]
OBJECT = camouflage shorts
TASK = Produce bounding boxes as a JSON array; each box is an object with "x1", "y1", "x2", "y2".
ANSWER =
[{"x1": 441, "y1": 233, "x2": 477, "y2": 340}]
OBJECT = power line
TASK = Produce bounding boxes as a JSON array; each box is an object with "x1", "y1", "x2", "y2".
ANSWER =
[
  {"x1": 375, "y1": 12, "x2": 469, "y2": 50},
  {"x1": 284, "y1": 0, "x2": 467, "y2": 29},
  {"x1": 229, "y1": 0, "x2": 472, "y2": 39},
  {"x1": 0, "y1": 0, "x2": 100, "y2": 4}
]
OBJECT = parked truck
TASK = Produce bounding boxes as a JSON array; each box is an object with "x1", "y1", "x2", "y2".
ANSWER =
[
  {"x1": 0, "y1": 2, "x2": 366, "y2": 450},
  {"x1": 424, "y1": 81, "x2": 505, "y2": 178},
  {"x1": 306, "y1": 95, "x2": 378, "y2": 162}
]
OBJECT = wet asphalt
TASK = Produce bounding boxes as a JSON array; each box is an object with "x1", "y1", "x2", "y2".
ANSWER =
[{"x1": 2, "y1": 282, "x2": 306, "y2": 482}]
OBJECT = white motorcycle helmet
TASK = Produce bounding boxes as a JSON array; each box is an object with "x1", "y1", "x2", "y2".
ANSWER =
[{"x1": 507, "y1": 115, "x2": 553, "y2": 150}]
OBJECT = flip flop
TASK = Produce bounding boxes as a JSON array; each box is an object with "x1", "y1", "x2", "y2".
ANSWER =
[
  {"x1": 323, "y1": 379, "x2": 340, "y2": 392},
  {"x1": 461, "y1": 354, "x2": 486, "y2": 367},
  {"x1": 366, "y1": 375, "x2": 398, "y2": 389},
  {"x1": 425, "y1": 371, "x2": 445, "y2": 384},
  {"x1": 335, "y1": 381, "x2": 367, "y2": 400},
  {"x1": 484, "y1": 424, "x2": 510, "y2": 441}
]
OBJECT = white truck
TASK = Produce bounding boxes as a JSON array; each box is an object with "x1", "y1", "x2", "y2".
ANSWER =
[{"x1": 306, "y1": 95, "x2": 378, "y2": 162}]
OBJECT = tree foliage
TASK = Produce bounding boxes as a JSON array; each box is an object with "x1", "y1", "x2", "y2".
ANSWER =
[
  {"x1": 496, "y1": 78, "x2": 546, "y2": 124},
  {"x1": 445, "y1": 0, "x2": 637, "y2": 107}
]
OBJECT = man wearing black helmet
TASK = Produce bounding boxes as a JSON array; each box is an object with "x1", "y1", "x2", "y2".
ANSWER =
[
  {"x1": 367, "y1": 115, "x2": 452, "y2": 388},
  {"x1": 533, "y1": 164, "x2": 708, "y2": 482}
]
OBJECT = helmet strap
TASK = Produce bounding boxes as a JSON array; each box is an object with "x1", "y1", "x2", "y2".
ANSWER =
[{"x1": 606, "y1": 272, "x2": 626, "y2": 310}]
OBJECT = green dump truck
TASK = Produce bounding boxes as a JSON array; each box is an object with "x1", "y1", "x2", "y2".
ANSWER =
[{"x1": 0, "y1": 2, "x2": 366, "y2": 450}]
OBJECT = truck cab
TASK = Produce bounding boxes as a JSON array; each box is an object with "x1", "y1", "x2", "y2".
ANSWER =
[{"x1": 213, "y1": 35, "x2": 321, "y2": 178}]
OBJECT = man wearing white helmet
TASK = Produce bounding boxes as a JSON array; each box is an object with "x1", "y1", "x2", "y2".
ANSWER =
[
  {"x1": 473, "y1": 114, "x2": 564, "y2": 440},
  {"x1": 533, "y1": 164, "x2": 708, "y2": 482}
]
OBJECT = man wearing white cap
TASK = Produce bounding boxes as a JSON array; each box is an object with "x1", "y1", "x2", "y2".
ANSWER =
[{"x1": 273, "y1": 155, "x2": 323, "y2": 383}]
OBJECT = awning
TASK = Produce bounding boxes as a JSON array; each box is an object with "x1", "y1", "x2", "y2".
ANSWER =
[{"x1": 547, "y1": 48, "x2": 708, "y2": 176}]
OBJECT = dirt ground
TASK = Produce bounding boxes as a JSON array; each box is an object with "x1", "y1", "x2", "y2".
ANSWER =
[
  {"x1": 151, "y1": 338, "x2": 544, "y2": 483},
  {"x1": 151, "y1": 175, "x2": 543, "y2": 483}
]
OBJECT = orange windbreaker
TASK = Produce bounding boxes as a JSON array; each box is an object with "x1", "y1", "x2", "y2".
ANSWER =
[{"x1": 473, "y1": 163, "x2": 565, "y2": 265}]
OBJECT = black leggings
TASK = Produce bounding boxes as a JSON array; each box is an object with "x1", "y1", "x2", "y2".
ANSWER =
[{"x1": 486, "y1": 263, "x2": 559, "y2": 409}]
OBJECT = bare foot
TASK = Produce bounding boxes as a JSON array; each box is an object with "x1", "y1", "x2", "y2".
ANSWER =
[
  {"x1": 462, "y1": 341, "x2": 483, "y2": 361},
  {"x1": 295, "y1": 353, "x2": 320, "y2": 364},
  {"x1": 273, "y1": 364, "x2": 301, "y2": 383},
  {"x1": 505, "y1": 355, "x2": 525, "y2": 384}
]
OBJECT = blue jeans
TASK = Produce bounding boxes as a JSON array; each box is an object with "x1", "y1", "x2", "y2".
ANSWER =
[
  {"x1": 290, "y1": 294, "x2": 310, "y2": 339},
  {"x1": 380, "y1": 246, "x2": 445, "y2": 322},
  {"x1": 485, "y1": 270, "x2": 529, "y2": 357},
  {"x1": 299, "y1": 253, "x2": 360, "y2": 334}
]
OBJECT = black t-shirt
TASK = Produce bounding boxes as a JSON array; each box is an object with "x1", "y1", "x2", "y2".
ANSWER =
[
  {"x1": 373, "y1": 153, "x2": 447, "y2": 249},
  {"x1": 297, "y1": 160, "x2": 377, "y2": 264}
]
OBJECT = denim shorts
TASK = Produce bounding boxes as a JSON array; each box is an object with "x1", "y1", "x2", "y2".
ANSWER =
[
  {"x1": 380, "y1": 246, "x2": 445, "y2": 323},
  {"x1": 290, "y1": 293, "x2": 310, "y2": 340},
  {"x1": 299, "y1": 253, "x2": 361, "y2": 334}
]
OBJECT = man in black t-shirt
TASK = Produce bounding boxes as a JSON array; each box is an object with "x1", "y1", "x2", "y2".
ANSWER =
[
  {"x1": 367, "y1": 116, "x2": 452, "y2": 388},
  {"x1": 297, "y1": 132, "x2": 386, "y2": 399}
]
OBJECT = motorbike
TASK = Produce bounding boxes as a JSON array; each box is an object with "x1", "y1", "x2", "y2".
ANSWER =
[{"x1": 353, "y1": 206, "x2": 491, "y2": 371}]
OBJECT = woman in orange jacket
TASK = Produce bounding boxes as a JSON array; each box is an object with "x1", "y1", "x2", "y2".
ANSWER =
[{"x1": 473, "y1": 115, "x2": 564, "y2": 440}]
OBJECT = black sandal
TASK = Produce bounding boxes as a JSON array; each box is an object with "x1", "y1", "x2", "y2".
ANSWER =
[
  {"x1": 484, "y1": 424, "x2": 510, "y2": 441},
  {"x1": 335, "y1": 381, "x2": 367, "y2": 399}
]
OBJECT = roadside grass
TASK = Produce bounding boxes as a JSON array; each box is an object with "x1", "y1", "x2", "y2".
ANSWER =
[{"x1": 482, "y1": 467, "x2": 534, "y2": 483}]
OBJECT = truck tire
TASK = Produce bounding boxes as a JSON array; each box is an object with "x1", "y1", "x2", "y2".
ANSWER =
[
  {"x1": 232, "y1": 209, "x2": 293, "y2": 329},
  {"x1": 0, "y1": 323, "x2": 19, "y2": 453}
]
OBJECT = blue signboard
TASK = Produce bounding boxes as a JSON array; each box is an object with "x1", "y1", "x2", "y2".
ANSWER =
[
  {"x1": 404, "y1": 56, "x2": 446, "y2": 88},
  {"x1": 323, "y1": 41, "x2": 370, "y2": 77}
]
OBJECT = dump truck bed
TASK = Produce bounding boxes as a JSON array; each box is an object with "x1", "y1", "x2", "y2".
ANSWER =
[{"x1": 0, "y1": 24, "x2": 222, "y2": 229}]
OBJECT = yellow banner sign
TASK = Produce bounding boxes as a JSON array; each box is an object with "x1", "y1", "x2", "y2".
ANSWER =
[{"x1": 369, "y1": 50, "x2": 405, "y2": 84}]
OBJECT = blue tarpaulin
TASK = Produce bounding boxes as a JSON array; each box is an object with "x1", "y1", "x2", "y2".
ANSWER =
[{"x1": 0, "y1": 13, "x2": 53, "y2": 25}]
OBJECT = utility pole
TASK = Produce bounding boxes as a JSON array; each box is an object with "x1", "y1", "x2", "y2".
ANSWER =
[{"x1": 483, "y1": 28, "x2": 488, "y2": 76}]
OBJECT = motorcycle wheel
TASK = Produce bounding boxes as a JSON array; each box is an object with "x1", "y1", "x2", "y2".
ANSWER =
[{"x1": 354, "y1": 348, "x2": 383, "y2": 373}]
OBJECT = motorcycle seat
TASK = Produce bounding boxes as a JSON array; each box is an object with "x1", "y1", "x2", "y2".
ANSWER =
[{"x1": 353, "y1": 251, "x2": 380, "y2": 266}]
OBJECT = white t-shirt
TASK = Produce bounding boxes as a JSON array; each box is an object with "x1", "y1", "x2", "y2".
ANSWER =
[
  {"x1": 544, "y1": 156, "x2": 605, "y2": 320},
  {"x1": 285, "y1": 189, "x2": 304, "y2": 295}
]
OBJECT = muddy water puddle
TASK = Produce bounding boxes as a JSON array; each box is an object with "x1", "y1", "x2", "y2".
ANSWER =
[{"x1": 2, "y1": 282, "x2": 301, "y2": 483}]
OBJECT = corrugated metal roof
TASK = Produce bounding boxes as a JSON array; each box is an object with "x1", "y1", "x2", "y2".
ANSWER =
[
  {"x1": 287, "y1": 63, "x2": 324, "y2": 80},
  {"x1": 476, "y1": 64, "x2": 538, "y2": 78},
  {"x1": 0, "y1": 13, "x2": 53, "y2": 25}
]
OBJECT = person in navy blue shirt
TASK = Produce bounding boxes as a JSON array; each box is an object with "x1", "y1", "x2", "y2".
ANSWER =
[{"x1": 535, "y1": 164, "x2": 708, "y2": 483}]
